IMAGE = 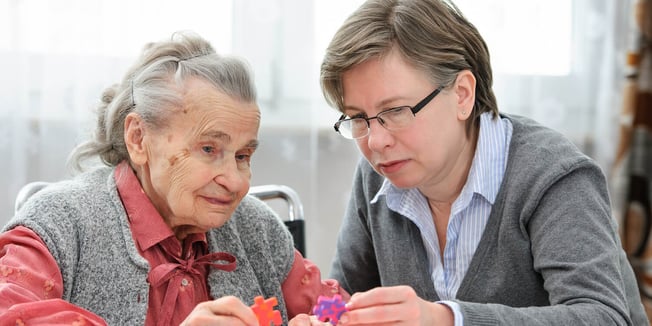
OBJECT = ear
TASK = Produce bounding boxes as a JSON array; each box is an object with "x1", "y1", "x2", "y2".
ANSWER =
[
  {"x1": 124, "y1": 113, "x2": 148, "y2": 166},
  {"x1": 453, "y1": 70, "x2": 476, "y2": 120}
]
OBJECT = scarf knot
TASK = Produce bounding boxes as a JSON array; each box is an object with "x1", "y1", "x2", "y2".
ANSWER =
[{"x1": 148, "y1": 251, "x2": 236, "y2": 325}]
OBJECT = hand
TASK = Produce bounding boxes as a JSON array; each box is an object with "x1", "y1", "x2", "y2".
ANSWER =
[
  {"x1": 180, "y1": 296, "x2": 259, "y2": 326},
  {"x1": 289, "y1": 313, "x2": 332, "y2": 326},
  {"x1": 340, "y1": 286, "x2": 454, "y2": 326}
]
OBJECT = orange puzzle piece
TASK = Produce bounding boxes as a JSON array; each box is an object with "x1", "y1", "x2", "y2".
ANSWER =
[{"x1": 250, "y1": 295, "x2": 282, "y2": 326}]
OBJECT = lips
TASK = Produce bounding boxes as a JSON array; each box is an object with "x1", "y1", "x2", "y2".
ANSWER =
[
  {"x1": 378, "y1": 159, "x2": 408, "y2": 174},
  {"x1": 201, "y1": 195, "x2": 233, "y2": 206}
]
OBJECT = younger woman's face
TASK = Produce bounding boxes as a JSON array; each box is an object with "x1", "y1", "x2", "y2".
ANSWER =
[{"x1": 341, "y1": 49, "x2": 470, "y2": 191}]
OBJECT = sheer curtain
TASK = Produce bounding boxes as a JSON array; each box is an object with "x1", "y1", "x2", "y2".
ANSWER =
[
  {"x1": 456, "y1": 0, "x2": 628, "y2": 169},
  {"x1": 0, "y1": 0, "x2": 237, "y2": 217},
  {"x1": 0, "y1": 0, "x2": 632, "y2": 275}
]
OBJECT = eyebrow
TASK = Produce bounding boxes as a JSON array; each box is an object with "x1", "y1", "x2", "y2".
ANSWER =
[
  {"x1": 201, "y1": 130, "x2": 259, "y2": 150},
  {"x1": 246, "y1": 139, "x2": 260, "y2": 150},
  {"x1": 343, "y1": 95, "x2": 410, "y2": 113},
  {"x1": 201, "y1": 130, "x2": 231, "y2": 143}
]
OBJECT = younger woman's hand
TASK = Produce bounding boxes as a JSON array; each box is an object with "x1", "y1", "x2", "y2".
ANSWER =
[{"x1": 339, "y1": 286, "x2": 453, "y2": 326}]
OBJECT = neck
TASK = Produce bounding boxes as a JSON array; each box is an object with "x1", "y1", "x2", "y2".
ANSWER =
[{"x1": 421, "y1": 125, "x2": 478, "y2": 204}]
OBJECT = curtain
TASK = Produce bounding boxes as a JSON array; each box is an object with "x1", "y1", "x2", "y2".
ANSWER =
[
  {"x1": 613, "y1": 0, "x2": 652, "y2": 318},
  {"x1": 0, "y1": 0, "x2": 635, "y2": 277}
]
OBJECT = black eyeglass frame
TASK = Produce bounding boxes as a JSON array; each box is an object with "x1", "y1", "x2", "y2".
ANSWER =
[{"x1": 333, "y1": 85, "x2": 445, "y2": 138}]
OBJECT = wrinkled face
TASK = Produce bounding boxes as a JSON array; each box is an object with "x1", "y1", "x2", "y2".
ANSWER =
[
  {"x1": 341, "y1": 49, "x2": 470, "y2": 190},
  {"x1": 129, "y1": 78, "x2": 260, "y2": 237}
]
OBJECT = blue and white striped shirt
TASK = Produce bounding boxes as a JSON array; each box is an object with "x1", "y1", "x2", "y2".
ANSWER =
[{"x1": 372, "y1": 113, "x2": 512, "y2": 323}]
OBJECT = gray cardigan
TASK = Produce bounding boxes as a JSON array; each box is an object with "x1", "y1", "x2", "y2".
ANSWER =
[
  {"x1": 330, "y1": 114, "x2": 648, "y2": 325},
  {"x1": 4, "y1": 166, "x2": 295, "y2": 325}
]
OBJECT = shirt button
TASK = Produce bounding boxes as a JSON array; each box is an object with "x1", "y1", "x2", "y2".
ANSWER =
[{"x1": 181, "y1": 278, "x2": 189, "y2": 286}]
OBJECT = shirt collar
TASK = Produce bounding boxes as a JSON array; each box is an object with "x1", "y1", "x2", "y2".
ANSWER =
[
  {"x1": 114, "y1": 161, "x2": 207, "y2": 252},
  {"x1": 462, "y1": 113, "x2": 508, "y2": 205}
]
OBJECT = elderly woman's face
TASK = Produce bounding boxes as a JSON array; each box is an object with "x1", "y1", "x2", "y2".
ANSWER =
[{"x1": 129, "y1": 78, "x2": 260, "y2": 238}]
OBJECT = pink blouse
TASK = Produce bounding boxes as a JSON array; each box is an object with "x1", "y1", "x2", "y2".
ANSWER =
[{"x1": 0, "y1": 163, "x2": 347, "y2": 325}]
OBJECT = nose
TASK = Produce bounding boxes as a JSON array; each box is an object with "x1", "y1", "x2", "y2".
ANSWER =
[
  {"x1": 364, "y1": 118, "x2": 393, "y2": 152},
  {"x1": 213, "y1": 159, "x2": 250, "y2": 194}
]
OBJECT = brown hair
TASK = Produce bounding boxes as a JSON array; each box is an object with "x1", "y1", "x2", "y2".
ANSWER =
[{"x1": 320, "y1": 0, "x2": 498, "y2": 136}]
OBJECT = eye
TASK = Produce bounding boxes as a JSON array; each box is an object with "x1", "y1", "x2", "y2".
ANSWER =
[
  {"x1": 235, "y1": 153, "x2": 252, "y2": 169},
  {"x1": 198, "y1": 143, "x2": 223, "y2": 159},
  {"x1": 380, "y1": 106, "x2": 408, "y2": 119},
  {"x1": 201, "y1": 145, "x2": 216, "y2": 154},
  {"x1": 236, "y1": 153, "x2": 251, "y2": 162},
  {"x1": 349, "y1": 112, "x2": 367, "y2": 119}
]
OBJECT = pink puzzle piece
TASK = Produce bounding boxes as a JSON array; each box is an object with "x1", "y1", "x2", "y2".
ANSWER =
[
  {"x1": 251, "y1": 295, "x2": 282, "y2": 326},
  {"x1": 312, "y1": 294, "x2": 348, "y2": 325}
]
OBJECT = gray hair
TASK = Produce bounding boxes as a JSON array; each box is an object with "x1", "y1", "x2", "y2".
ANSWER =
[
  {"x1": 68, "y1": 32, "x2": 257, "y2": 172},
  {"x1": 320, "y1": 0, "x2": 498, "y2": 136}
]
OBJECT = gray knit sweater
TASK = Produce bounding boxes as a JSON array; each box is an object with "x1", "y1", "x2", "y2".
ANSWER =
[
  {"x1": 330, "y1": 114, "x2": 649, "y2": 325},
  {"x1": 4, "y1": 166, "x2": 295, "y2": 325}
]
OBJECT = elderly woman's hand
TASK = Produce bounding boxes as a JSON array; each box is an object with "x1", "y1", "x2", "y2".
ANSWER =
[
  {"x1": 289, "y1": 313, "x2": 331, "y2": 326},
  {"x1": 180, "y1": 296, "x2": 259, "y2": 326}
]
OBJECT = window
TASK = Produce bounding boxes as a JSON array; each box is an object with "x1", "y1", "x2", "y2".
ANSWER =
[{"x1": 455, "y1": 0, "x2": 572, "y2": 76}]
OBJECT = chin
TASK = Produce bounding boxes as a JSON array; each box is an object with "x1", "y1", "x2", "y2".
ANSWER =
[
  {"x1": 385, "y1": 177, "x2": 415, "y2": 189},
  {"x1": 203, "y1": 220, "x2": 227, "y2": 230},
  {"x1": 203, "y1": 213, "x2": 232, "y2": 228}
]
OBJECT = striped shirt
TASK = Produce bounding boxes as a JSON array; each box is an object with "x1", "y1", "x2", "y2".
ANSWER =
[{"x1": 372, "y1": 112, "x2": 513, "y2": 299}]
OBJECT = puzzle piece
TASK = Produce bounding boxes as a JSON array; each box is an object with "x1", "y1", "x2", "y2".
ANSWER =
[
  {"x1": 312, "y1": 294, "x2": 348, "y2": 325},
  {"x1": 251, "y1": 296, "x2": 282, "y2": 326}
]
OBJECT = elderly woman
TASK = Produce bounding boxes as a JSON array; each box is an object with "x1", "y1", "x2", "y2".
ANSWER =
[{"x1": 0, "y1": 33, "x2": 345, "y2": 326}]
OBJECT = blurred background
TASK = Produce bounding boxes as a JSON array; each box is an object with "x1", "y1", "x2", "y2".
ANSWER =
[{"x1": 0, "y1": 0, "x2": 648, "y2": 304}]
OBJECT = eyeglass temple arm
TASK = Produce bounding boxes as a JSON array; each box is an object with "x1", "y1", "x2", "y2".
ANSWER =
[{"x1": 334, "y1": 114, "x2": 346, "y2": 132}]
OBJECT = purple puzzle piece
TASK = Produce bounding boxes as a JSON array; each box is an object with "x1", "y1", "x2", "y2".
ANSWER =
[{"x1": 312, "y1": 294, "x2": 348, "y2": 325}]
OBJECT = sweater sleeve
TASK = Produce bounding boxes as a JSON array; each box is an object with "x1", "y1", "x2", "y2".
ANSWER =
[
  {"x1": 0, "y1": 226, "x2": 107, "y2": 326},
  {"x1": 459, "y1": 164, "x2": 640, "y2": 325}
]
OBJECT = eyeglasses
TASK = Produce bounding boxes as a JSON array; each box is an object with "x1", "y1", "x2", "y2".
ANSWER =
[{"x1": 333, "y1": 85, "x2": 445, "y2": 139}]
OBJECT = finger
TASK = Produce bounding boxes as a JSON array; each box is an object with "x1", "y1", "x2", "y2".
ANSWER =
[
  {"x1": 182, "y1": 314, "x2": 252, "y2": 326},
  {"x1": 289, "y1": 313, "x2": 311, "y2": 326},
  {"x1": 343, "y1": 287, "x2": 424, "y2": 325},
  {"x1": 341, "y1": 303, "x2": 412, "y2": 325},
  {"x1": 290, "y1": 314, "x2": 343, "y2": 326},
  {"x1": 309, "y1": 315, "x2": 333, "y2": 326},
  {"x1": 347, "y1": 286, "x2": 415, "y2": 309},
  {"x1": 197, "y1": 296, "x2": 259, "y2": 325}
]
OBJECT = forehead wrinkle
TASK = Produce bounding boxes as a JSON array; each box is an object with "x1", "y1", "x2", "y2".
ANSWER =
[
  {"x1": 186, "y1": 111, "x2": 231, "y2": 145},
  {"x1": 181, "y1": 80, "x2": 260, "y2": 149}
]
